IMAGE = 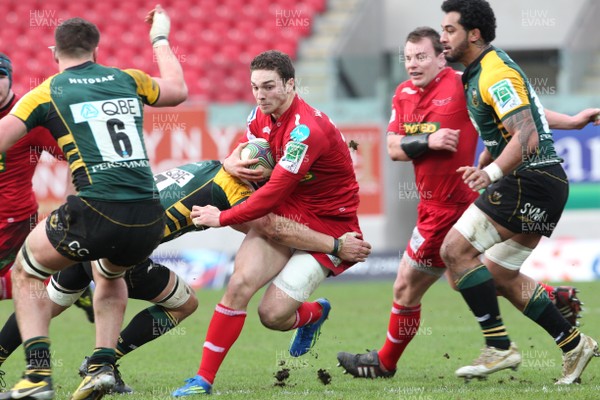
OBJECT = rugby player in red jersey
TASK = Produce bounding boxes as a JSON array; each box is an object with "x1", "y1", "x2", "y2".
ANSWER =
[
  {"x1": 0, "y1": 53, "x2": 62, "y2": 301},
  {"x1": 172, "y1": 50, "x2": 367, "y2": 396},
  {"x1": 336, "y1": 27, "x2": 599, "y2": 379}
]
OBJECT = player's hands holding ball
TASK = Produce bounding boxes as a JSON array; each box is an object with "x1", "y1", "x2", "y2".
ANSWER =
[
  {"x1": 223, "y1": 142, "x2": 269, "y2": 182},
  {"x1": 192, "y1": 205, "x2": 222, "y2": 228}
]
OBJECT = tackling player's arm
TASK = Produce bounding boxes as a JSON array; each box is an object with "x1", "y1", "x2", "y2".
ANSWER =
[
  {"x1": 247, "y1": 215, "x2": 370, "y2": 262},
  {"x1": 144, "y1": 5, "x2": 187, "y2": 107}
]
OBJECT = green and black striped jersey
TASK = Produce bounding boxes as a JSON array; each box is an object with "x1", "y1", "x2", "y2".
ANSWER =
[
  {"x1": 11, "y1": 61, "x2": 160, "y2": 200},
  {"x1": 154, "y1": 160, "x2": 253, "y2": 241}
]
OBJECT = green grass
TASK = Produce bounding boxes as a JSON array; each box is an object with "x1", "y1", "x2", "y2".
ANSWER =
[{"x1": 1, "y1": 280, "x2": 600, "y2": 399}]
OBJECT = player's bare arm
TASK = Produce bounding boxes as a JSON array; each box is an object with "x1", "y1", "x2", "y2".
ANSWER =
[
  {"x1": 460, "y1": 108, "x2": 538, "y2": 191},
  {"x1": 545, "y1": 108, "x2": 600, "y2": 130},
  {"x1": 193, "y1": 207, "x2": 370, "y2": 262},
  {"x1": 428, "y1": 128, "x2": 460, "y2": 152},
  {"x1": 0, "y1": 114, "x2": 27, "y2": 153},
  {"x1": 223, "y1": 142, "x2": 265, "y2": 181},
  {"x1": 387, "y1": 128, "x2": 459, "y2": 162},
  {"x1": 145, "y1": 5, "x2": 187, "y2": 107},
  {"x1": 476, "y1": 148, "x2": 493, "y2": 169}
]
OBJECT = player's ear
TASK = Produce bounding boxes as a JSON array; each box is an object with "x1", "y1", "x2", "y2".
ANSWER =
[
  {"x1": 286, "y1": 77, "x2": 295, "y2": 93},
  {"x1": 468, "y1": 28, "x2": 481, "y2": 44},
  {"x1": 92, "y1": 47, "x2": 98, "y2": 63},
  {"x1": 437, "y1": 52, "x2": 446, "y2": 68}
]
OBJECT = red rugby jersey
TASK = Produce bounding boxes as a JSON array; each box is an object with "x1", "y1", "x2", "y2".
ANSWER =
[
  {"x1": 0, "y1": 94, "x2": 63, "y2": 223},
  {"x1": 220, "y1": 95, "x2": 360, "y2": 230},
  {"x1": 387, "y1": 67, "x2": 478, "y2": 205}
]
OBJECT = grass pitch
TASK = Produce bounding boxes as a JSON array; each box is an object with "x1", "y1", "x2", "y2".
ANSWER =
[{"x1": 1, "y1": 280, "x2": 599, "y2": 399}]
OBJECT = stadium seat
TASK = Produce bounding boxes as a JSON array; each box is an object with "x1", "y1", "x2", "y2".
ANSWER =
[{"x1": 4, "y1": 0, "x2": 328, "y2": 102}]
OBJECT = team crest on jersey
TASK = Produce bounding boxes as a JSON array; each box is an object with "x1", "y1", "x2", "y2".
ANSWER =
[
  {"x1": 470, "y1": 87, "x2": 479, "y2": 107},
  {"x1": 279, "y1": 141, "x2": 308, "y2": 174},
  {"x1": 290, "y1": 124, "x2": 310, "y2": 142},
  {"x1": 488, "y1": 191, "x2": 502, "y2": 205},
  {"x1": 489, "y1": 79, "x2": 522, "y2": 115}
]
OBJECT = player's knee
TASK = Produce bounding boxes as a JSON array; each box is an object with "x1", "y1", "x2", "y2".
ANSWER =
[
  {"x1": 18, "y1": 241, "x2": 57, "y2": 280},
  {"x1": 257, "y1": 304, "x2": 288, "y2": 331},
  {"x1": 392, "y1": 274, "x2": 409, "y2": 298},
  {"x1": 223, "y1": 273, "x2": 255, "y2": 307},
  {"x1": 439, "y1": 240, "x2": 458, "y2": 268},
  {"x1": 178, "y1": 290, "x2": 199, "y2": 318}
]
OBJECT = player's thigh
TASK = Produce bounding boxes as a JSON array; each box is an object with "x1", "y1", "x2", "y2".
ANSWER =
[
  {"x1": 262, "y1": 251, "x2": 328, "y2": 312},
  {"x1": 484, "y1": 232, "x2": 541, "y2": 282},
  {"x1": 20, "y1": 217, "x2": 74, "y2": 272},
  {"x1": 0, "y1": 218, "x2": 32, "y2": 275},
  {"x1": 441, "y1": 204, "x2": 513, "y2": 265},
  {"x1": 230, "y1": 228, "x2": 291, "y2": 292}
]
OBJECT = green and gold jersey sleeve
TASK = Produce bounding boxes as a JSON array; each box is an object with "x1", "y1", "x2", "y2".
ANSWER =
[
  {"x1": 212, "y1": 167, "x2": 253, "y2": 207},
  {"x1": 465, "y1": 48, "x2": 559, "y2": 169},
  {"x1": 10, "y1": 77, "x2": 56, "y2": 131},
  {"x1": 123, "y1": 69, "x2": 160, "y2": 105},
  {"x1": 479, "y1": 53, "x2": 530, "y2": 122}
]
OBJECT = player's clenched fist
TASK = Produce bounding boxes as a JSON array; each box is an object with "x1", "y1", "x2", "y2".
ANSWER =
[{"x1": 145, "y1": 4, "x2": 170, "y2": 47}]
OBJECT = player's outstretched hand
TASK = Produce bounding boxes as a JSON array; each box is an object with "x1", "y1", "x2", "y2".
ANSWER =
[
  {"x1": 192, "y1": 205, "x2": 222, "y2": 228},
  {"x1": 337, "y1": 232, "x2": 371, "y2": 263},
  {"x1": 429, "y1": 128, "x2": 460, "y2": 152},
  {"x1": 223, "y1": 142, "x2": 266, "y2": 182},
  {"x1": 146, "y1": 4, "x2": 170, "y2": 45},
  {"x1": 572, "y1": 108, "x2": 600, "y2": 128}
]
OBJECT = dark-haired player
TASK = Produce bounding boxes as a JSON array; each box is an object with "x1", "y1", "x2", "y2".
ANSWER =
[
  {"x1": 439, "y1": 0, "x2": 599, "y2": 384},
  {"x1": 0, "y1": 5, "x2": 188, "y2": 399},
  {"x1": 175, "y1": 50, "x2": 364, "y2": 396}
]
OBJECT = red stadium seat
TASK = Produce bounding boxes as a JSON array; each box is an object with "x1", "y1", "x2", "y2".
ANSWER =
[{"x1": 4, "y1": 0, "x2": 328, "y2": 102}]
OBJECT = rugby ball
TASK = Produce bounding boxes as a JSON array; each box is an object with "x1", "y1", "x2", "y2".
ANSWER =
[{"x1": 240, "y1": 138, "x2": 275, "y2": 170}]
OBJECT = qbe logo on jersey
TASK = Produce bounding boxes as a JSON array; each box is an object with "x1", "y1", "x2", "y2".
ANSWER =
[{"x1": 70, "y1": 98, "x2": 145, "y2": 162}]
